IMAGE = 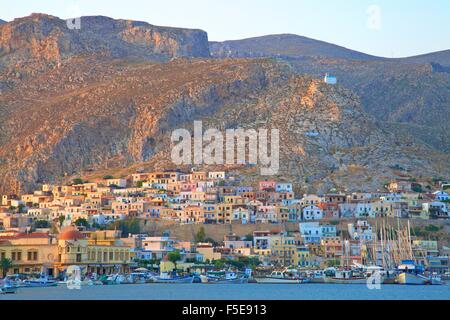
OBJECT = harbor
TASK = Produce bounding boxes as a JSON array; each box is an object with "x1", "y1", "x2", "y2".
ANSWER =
[{"x1": 1, "y1": 282, "x2": 449, "y2": 300}]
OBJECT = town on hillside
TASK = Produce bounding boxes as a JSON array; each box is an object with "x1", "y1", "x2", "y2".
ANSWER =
[{"x1": 0, "y1": 169, "x2": 449, "y2": 286}]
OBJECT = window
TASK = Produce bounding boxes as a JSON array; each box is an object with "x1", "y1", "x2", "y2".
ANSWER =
[{"x1": 27, "y1": 251, "x2": 38, "y2": 261}]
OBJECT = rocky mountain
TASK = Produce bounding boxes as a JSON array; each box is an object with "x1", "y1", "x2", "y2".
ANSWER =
[
  {"x1": 0, "y1": 19, "x2": 6, "y2": 25},
  {"x1": 0, "y1": 15, "x2": 448, "y2": 194},
  {"x1": 211, "y1": 35, "x2": 450, "y2": 153},
  {"x1": 400, "y1": 50, "x2": 450, "y2": 67},
  {"x1": 0, "y1": 56, "x2": 448, "y2": 194},
  {"x1": 210, "y1": 34, "x2": 382, "y2": 61},
  {"x1": 0, "y1": 13, "x2": 209, "y2": 74}
]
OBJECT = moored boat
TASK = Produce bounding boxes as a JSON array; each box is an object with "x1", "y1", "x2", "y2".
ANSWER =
[
  {"x1": 205, "y1": 271, "x2": 248, "y2": 284},
  {"x1": 395, "y1": 261, "x2": 427, "y2": 285},
  {"x1": 308, "y1": 270, "x2": 325, "y2": 284},
  {"x1": 0, "y1": 280, "x2": 18, "y2": 294},
  {"x1": 255, "y1": 269, "x2": 310, "y2": 284},
  {"x1": 23, "y1": 274, "x2": 57, "y2": 287},
  {"x1": 151, "y1": 272, "x2": 194, "y2": 284},
  {"x1": 323, "y1": 269, "x2": 368, "y2": 285}
]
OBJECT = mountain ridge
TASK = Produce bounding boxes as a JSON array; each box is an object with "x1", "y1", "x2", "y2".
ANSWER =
[
  {"x1": 210, "y1": 33, "x2": 450, "y2": 65},
  {"x1": 0, "y1": 13, "x2": 210, "y2": 73},
  {"x1": 0, "y1": 13, "x2": 448, "y2": 194}
]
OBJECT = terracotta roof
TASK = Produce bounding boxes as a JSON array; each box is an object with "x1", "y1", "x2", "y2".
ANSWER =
[
  {"x1": 0, "y1": 232, "x2": 49, "y2": 240},
  {"x1": 58, "y1": 227, "x2": 84, "y2": 240}
]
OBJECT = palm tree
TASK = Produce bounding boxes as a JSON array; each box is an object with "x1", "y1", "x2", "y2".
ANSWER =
[{"x1": 0, "y1": 258, "x2": 13, "y2": 278}]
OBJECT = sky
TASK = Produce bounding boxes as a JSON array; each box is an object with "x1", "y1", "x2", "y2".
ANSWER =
[{"x1": 1, "y1": 0, "x2": 449, "y2": 58}]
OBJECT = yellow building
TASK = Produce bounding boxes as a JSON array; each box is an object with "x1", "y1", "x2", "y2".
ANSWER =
[
  {"x1": 294, "y1": 246, "x2": 311, "y2": 268},
  {"x1": 0, "y1": 232, "x2": 58, "y2": 276},
  {"x1": 196, "y1": 243, "x2": 222, "y2": 262},
  {"x1": 0, "y1": 227, "x2": 133, "y2": 277},
  {"x1": 216, "y1": 203, "x2": 233, "y2": 224},
  {"x1": 55, "y1": 228, "x2": 133, "y2": 275},
  {"x1": 269, "y1": 234, "x2": 297, "y2": 267}
]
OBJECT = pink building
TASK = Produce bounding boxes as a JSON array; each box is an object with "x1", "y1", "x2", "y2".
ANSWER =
[{"x1": 259, "y1": 181, "x2": 276, "y2": 191}]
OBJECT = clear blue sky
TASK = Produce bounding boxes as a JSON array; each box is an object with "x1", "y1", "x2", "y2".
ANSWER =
[{"x1": 1, "y1": 0, "x2": 449, "y2": 58}]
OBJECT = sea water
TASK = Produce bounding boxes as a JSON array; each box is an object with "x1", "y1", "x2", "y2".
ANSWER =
[{"x1": 2, "y1": 283, "x2": 450, "y2": 300}]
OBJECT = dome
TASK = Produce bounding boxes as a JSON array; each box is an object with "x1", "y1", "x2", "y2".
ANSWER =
[{"x1": 58, "y1": 227, "x2": 84, "y2": 240}]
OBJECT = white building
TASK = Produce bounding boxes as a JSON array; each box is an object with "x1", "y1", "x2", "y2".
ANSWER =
[
  {"x1": 299, "y1": 222, "x2": 337, "y2": 244},
  {"x1": 348, "y1": 220, "x2": 374, "y2": 241},
  {"x1": 434, "y1": 191, "x2": 449, "y2": 202},
  {"x1": 355, "y1": 202, "x2": 375, "y2": 218},
  {"x1": 302, "y1": 205, "x2": 323, "y2": 221},
  {"x1": 324, "y1": 73, "x2": 337, "y2": 85}
]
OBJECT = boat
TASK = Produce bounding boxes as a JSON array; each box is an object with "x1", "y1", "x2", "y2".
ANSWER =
[
  {"x1": 151, "y1": 272, "x2": 194, "y2": 284},
  {"x1": 205, "y1": 271, "x2": 248, "y2": 284},
  {"x1": 0, "y1": 280, "x2": 18, "y2": 294},
  {"x1": 23, "y1": 274, "x2": 58, "y2": 287},
  {"x1": 255, "y1": 269, "x2": 310, "y2": 284},
  {"x1": 129, "y1": 272, "x2": 148, "y2": 284},
  {"x1": 3, "y1": 274, "x2": 26, "y2": 288},
  {"x1": 429, "y1": 273, "x2": 446, "y2": 286},
  {"x1": 323, "y1": 269, "x2": 368, "y2": 284},
  {"x1": 100, "y1": 273, "x2": 127, "y2": 285},
  {"x1": 354, "y1": 264, "x2": 393, "y2": 284},
  {"x1": 308, "y1": 270, "x2": 325, "y2": 284},
  {"x1": 395, "y1": 261, "x2": 427, "y2": 285}
]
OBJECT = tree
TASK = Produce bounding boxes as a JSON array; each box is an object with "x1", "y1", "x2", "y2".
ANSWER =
[
  {"x1": 58, "y1": 215, "x2": 66, "y2": 227},
  {"x1": 72, "y1": 178, "x2": 84, "y2": 185},
  {"x1": 244, "y1": 234, "x2": 254, "y2": 242},
  {"x1": 103, "y1": 175, "x2": 114, "y2": 180},
  {"x1": 213, "y1": 259, "x2": 227, "y2": 269},
  {"x1": 75, "y1": 218, "x2": 89, "y2": 228},
  {"x1": 0, "y1": 258, "x2": 12, "y2": 277},
  {"x1": 168, "y1": 251, "x2": 182, "y2": 270},
  {"x1": 195, "y1": 227, "x2": 206, "y2": 243},
  {"x1": 108, "y1": 218, "x2": 141, "y2": 235}
]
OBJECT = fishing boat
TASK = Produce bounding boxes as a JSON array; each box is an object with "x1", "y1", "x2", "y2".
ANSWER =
[
  {"x1": 429, "y1": 273, "x2": 446, "y2": 285},
  {"x1": 0, "y1": 280, "x2": 18, "y2": 294},
  {"x1": 205, "y1": 271, "x2": 248, "y2": 284},
  {"x1": 255, "y1": 269, "x2": 310, "y2": 284},
  {"x1": 100, "y1": 273, "x2": 127, "y2": 285},
  {"x1": 323, "y1": 269, "x2": 368, "y2": 284},
  {"x1": 3, "y1": 274, "x2": 26, "y2": 288},
  {"x1": 308, "y1": 270, "x2": 325, "y2": 283},
  {"x1": 129, "y1": 272, "x2": 148, "y2": 284},
  {"x1": 396, "y1": 261, "x2": 427, "y2": 285},
  {"x1": 151, "y1": 272, "x2": 194, "y2": 284},
  {"x1": 23, "y1": 274, "x2": 58, "y2": 287}
]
